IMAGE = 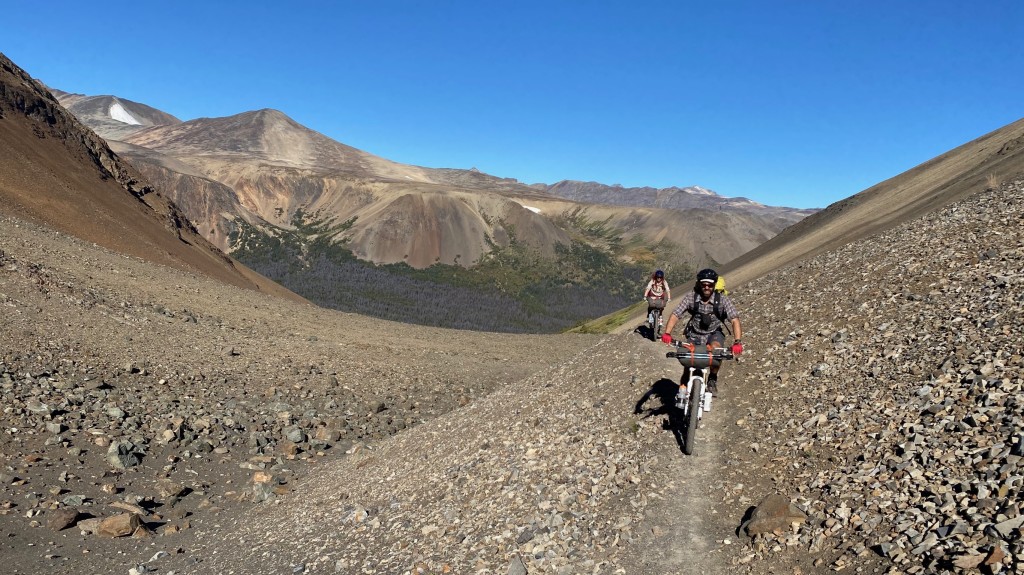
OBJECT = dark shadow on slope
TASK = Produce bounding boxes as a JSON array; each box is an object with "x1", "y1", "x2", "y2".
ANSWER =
[
  {"x1": 634, "y1": 377, "x2": 688, "y2": 453},
  {"x1": 633, "y1": 323, "x2": 659, "y2": 341}
]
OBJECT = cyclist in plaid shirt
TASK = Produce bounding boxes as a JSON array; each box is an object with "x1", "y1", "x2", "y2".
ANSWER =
[{"x1": 661, "y1": 268, "x2": 743, "y2": 395}]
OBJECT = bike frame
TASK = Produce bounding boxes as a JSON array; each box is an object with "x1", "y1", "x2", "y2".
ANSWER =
[
  {"x1": 677, "y1": 364, "x2": 710, "y2": 418},
  {"x1": 665, "y1": 341, "x2": 733, "y2": 455}
]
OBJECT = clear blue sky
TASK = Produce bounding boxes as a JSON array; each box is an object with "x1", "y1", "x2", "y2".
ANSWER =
[{"x1": 4, "y1": 1, "x2": 1022, "y2": 209}]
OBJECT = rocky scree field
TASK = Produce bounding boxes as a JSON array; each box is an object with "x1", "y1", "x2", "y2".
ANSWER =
[
  {"x1": 722, "y1": 178, "x2": 1024, "y2": 574},
  {"x1": 3, "y1": 182, "x2": 1024, "y2": 575},
  {"x1": 0, "y1": 214, "x2": 593, "y2": 575}
]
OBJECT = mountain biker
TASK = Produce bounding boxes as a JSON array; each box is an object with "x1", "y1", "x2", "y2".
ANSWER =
[
  {"x1": 643, "y1": 269, "x2": 671, "y2": 327},
  {"x1": 660, "y1": 268, "x2": 743, "y2": 396}
]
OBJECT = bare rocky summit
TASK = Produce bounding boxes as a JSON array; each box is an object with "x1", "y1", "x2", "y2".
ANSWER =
[
  {"x1": 46, "y1": 88, "x2": 183, "y2": 142},
  {"x1": 52, "y1": 87, "x2": 804, "y2": 273}
]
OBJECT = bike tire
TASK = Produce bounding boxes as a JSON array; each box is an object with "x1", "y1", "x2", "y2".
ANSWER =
[
  {"x1": 648, "y1": 309, "x2": 659, "y2": 341},
  {"x1": 683, "y1": 376, "x2": 702, "y2": 455}
]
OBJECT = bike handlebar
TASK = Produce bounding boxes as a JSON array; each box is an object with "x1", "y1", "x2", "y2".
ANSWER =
[{"x1": 665, "y1": 342, "x2": 735, "y2": 361}]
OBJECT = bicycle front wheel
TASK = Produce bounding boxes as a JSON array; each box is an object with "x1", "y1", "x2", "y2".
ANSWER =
[
  {"x1": 683, "y1": 377, "x2": 702, "y2": 455},
  {"x1": 648, "y1": 309, "x2": 659, "y2": 341}
]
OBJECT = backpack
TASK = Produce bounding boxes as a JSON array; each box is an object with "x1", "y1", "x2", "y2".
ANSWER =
[
  {"x1": 715, "y1": 276, "x2": 728, "y2": 295},
  {"x1": 688, "y1": 289, "x2": 730, "y2": 333}
]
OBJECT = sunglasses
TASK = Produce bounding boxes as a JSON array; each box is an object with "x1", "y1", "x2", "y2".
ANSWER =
[{"x1": 699, "y1": 282, "x2": 715, "y2": 288}]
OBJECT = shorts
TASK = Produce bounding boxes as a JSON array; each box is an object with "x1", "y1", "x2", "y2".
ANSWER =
[{"x1": 684, "y1": 329, "x2": 725, "y2": 348}]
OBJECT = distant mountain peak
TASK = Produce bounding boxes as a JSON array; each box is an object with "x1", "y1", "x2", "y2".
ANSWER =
[
  {"x1": 244, "y1": 108, "x2": 293, "y2": 122},
  {"x1": 50, "y1": 89, "x2": 182, "y2": 140},
  {"x1": 541, "y1": 179, "x2": 811, "y2": 220}
]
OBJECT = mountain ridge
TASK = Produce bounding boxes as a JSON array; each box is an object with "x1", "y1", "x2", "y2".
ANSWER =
[
  {"x1": 53, "y1": 88, "x2": 808, "y2": 272},
  {"x1": 0, "y1": 53, "x2": 301, "y2": 303},
  {"x1": 43, "y1": 80, "x2": 813, "y2": 331},
  {"x1": 722, "y1": 116, "x2": 1024, "y2": 287}
]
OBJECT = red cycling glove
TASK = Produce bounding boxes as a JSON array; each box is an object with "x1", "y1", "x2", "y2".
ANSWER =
[
  {"x1": 731, "y1": 341, "x2": 744, "y2": 355},
  {"x1": 660, "y1": 333, "x2": 673, "y2": 344}
]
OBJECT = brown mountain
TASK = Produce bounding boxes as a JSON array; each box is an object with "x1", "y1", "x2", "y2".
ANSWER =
[
  {"x1": 0, "y1": 53, "x2": 300, "y2": 303},
  {"x1": 47, "y1": 83, "x2": 816, "y2": 332},
  {"x1": 54, "y1": 93, "x2": 805, "y2": 272}
]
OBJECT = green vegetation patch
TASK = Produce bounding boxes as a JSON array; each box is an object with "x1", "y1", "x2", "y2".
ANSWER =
[{"x1": 229, "y1": 210, "x2": 673, "y2": 333}]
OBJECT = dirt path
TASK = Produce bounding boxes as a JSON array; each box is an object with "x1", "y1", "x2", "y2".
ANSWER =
[{"x1": 618, "y1": 333, "x2": 752, "y2": 574}]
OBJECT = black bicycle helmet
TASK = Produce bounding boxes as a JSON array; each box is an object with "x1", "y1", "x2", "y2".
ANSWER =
[
  {"x1": 696, "y1": 268, "x2": 718, "y2": 283},
  {"x1": 654, "y1": 269, "x2": 664, "y2": 279}
]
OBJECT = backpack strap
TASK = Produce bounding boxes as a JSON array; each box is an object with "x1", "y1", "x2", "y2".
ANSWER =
[
  {"x1": 713, "y1": 291, "x2": 724, "y2": 321},
  {"x1": 715, "y1": 291, "x2": 733, "y2": 335}
]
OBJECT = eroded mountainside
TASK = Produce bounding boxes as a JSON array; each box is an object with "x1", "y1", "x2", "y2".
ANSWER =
[
  {"x1": 0, "y1": 53, "x2": 297, "y2": 301},
  {"x1": 43, "y1": 74, "x2": 810, "y2": 332}
]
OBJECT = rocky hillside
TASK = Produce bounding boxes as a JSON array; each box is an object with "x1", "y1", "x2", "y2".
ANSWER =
[
  {"x1": 0, "y1": 53, "x2": 296, "y2": 301},
  {"x1": 0, "y1": 212, "x2": 596, "y2": 575},
  {"x1": 723, "y1": 117, "x2": 1024, "y2": 287},
  {"x1": 729, "y1": 176, "x2": 1024, "y2": 574},
  {"x1": 3, "y1": 177, "x2": 1021, "y2": 575}
]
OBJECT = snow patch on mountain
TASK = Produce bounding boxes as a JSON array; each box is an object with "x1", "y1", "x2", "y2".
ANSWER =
[{"x1": 109, "y1": 101, "x2": 141, "y2": 125}]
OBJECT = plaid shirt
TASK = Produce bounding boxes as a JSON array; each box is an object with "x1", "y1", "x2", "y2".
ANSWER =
[{"x1": 670, "y1": 290, "x2": 739, "y2": 335}]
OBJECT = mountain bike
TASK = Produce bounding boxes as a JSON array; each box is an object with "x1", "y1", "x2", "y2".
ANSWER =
[
  {"x1": 665, "y1": 341, "x2": 734, "y2": 455},
  {"x1": 645, "y1": 297, "x2": 668, "y2": 341},
  {"x1": 646, "y1": 307, "x2": 663, "y2": 341}
]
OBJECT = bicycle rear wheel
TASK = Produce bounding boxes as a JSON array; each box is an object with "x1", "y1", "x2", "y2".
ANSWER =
[{"x1": 683, "y1": 377, "x2": 702, "y2": 455}]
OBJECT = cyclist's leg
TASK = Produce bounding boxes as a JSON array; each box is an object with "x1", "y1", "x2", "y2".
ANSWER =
[{"x1": 707, "y1": 331, "x2": 726, "y2": 373}]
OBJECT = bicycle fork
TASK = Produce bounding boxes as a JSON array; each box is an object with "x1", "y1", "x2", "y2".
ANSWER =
[{"x1": 676, "y1": 375, "x2": 714, "y2": 417}]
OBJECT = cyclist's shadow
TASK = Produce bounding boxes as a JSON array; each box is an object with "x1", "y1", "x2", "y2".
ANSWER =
[
  {"x1": 634, "y1": 377, "x2": 687, "y2": 453},
  {"x1": 632, "y1": 323, "x2": 657, "y2": 341}
]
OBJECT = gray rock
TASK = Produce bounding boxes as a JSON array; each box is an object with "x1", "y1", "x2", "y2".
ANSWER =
[
  {"x1": 106, "y1": 441, "x2": 143, "y2": 469},
  {"x1": 507, "y1": 555, "x2": 528, "y2": 575}
]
